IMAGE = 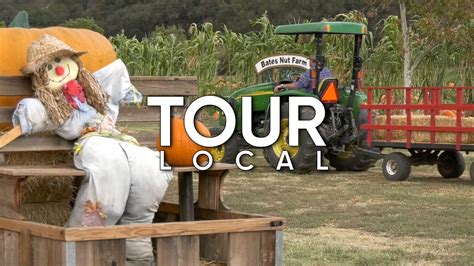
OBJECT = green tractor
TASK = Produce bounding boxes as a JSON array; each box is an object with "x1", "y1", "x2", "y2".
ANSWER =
[{"x1": 211, "y1": 21, "x2": 378, "y2": 173}]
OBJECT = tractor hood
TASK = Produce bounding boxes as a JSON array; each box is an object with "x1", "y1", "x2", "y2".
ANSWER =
[
  {"x1": 228, "y1": 82, "x2": 315, "y2": 100},
  {"x1": 228, "y1": 82, "x2": 275, "y2": 100}
]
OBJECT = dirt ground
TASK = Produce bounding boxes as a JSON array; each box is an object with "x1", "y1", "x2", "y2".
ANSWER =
[{"x1": 163, "y1": 151, "x2": 474, "y2": 265}]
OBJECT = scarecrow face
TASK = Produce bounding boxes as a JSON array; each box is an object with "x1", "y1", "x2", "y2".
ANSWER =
[{"x1": 45, "y1": 57, "x2": 79, "y2": 91}]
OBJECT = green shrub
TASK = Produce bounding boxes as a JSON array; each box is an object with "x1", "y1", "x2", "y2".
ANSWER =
[{"x1": 62, "y1": 17, "x2": 104, "y2": 34}]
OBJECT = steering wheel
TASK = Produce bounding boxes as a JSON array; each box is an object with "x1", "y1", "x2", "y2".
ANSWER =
[{"x1": 287, "y1": 72, "x2": 301, "y2": 82}]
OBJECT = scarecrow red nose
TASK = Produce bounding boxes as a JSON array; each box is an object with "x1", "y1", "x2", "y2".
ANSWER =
[{"x1": 55, "y1": 66, "x2": 65, "y2": 76}]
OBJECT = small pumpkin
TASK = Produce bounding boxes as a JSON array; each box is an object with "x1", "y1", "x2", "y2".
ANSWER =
[
  {"x1": 156, "y1": 117, "x2": 212, "y2": 166},
  {"x1": 440, "y1": 110, "x2": 456, "y2": 118}
]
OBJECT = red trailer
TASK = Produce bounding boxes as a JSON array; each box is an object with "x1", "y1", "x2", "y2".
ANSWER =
[{"x1": 361, "y1": 86, "x2": 474, "y2": 181}]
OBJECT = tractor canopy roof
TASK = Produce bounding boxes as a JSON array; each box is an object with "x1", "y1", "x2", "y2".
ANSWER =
[{"x1": 275, "y1": 21, "x2": 367, "y2": 35}]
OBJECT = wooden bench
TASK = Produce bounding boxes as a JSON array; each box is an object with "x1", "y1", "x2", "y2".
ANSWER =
[{"x1": 0, "y1": 76, "x2": 285, "y2": 265}]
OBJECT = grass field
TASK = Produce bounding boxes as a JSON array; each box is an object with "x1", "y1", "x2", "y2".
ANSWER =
[{"x1": 164, "y1": 151, "x2": 474, "y2": 265}]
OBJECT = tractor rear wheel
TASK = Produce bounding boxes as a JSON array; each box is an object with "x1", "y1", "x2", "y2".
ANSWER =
[
  {"x1": 209, "y1": 127, "x2": 240, "y2": 164},
  {"x1": 263, "y1": 106, "x2": 317, "y2": 173},
  {"x1": 325, "y1": 109, "x2": 377, "y2": 171},
  {"x1": 437, "y1": 151, "x2": 465, "y2": 179}
]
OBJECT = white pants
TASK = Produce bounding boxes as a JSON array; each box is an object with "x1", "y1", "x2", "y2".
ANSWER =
[{"x1": 66, "y1": 136, "x2": 172, "y2": 262}]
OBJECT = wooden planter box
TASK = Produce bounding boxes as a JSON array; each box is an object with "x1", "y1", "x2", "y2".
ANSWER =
[{"x1": 0, "y1": 202, "x2": 285, "y2": 266}]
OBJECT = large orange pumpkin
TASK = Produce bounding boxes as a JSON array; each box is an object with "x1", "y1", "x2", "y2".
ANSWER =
[
  {"x1": 0, "y1": 27, "x2": 116, "y2": 129},
  {"x1": 0, "y1": 27, "x2": 116, "y2": 76},
  {"x1": 156, "y1": 117, "x2": 212, "y2": 166}
]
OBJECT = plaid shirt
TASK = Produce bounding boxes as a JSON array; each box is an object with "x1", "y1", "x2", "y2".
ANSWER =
[{"x1": 296, "y1": 67, "x2": 333, "y2": 93}]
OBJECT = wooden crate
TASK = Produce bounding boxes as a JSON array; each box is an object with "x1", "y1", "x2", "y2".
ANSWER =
[{"x1": 0, "y1": 202, "x2": 285, "y2": 266}]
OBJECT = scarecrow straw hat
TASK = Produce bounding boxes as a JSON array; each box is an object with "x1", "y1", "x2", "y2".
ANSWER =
[{"x1": 21, "y1": 34, "x2": 86, "y2": 75}]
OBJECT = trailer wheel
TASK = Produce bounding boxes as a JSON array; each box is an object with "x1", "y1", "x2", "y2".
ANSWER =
[
  {"x1": 382, "y1": 152, "x2": 411, "y2": 181},
  {"x1": 209, "y1": 127, "x2": 240, "y2": 163},
  {"x1": 470, "y1": 163, "x2": 474, "y2": 183},
  {"x1": 437, "y1": 151, "x2": 465, "y2": 179}
]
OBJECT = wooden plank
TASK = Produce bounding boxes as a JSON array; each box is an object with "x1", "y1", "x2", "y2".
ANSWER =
[
  {"x1": 0, "y1": 165, "x2": 84, "y2": 177},
  {"x1": 0, "y1": 77, "x2": 32, "y2": 96},
  {"x1": 190, "y1": 163, "x2": 241, "y2": 265},
  {"x1": 0, "y1": 230, "x2": 19, "y2": 266},
  {"x1": 31, "y1": 236, "x2": 68, "y2": 266},
  {"x1": 0, "y1": 126, "x2": 21, "y2": 149},
  {"x1": 0, "y1": 76, "x2": 198, "y2": 96},
  {"x1": 75, "y1": 239, "x2": 126, "y2": 266},
  {"x1": 131, "y1": 76, "x2": 198, "y2": 96},
  {"x1": 0, "y1": 176, "x2": 24, "y2": 220},
  {"x1": 156, "y1": 236, "x2": 199, "y2": 266},
  {"x1": 0, "y1": 107, "x2": 14, "y2": 124},
  {"x1": 227, "y1": 232, "x2": 261, "y2": 266},
  {"x1": 117, "y1": 106, "x2": 160, "y2": 122},
  {"x1": 156, "y1": 236, "x2": 178, "y2": 266},
  {"x1": 0, "y1": 217, "x2": 66, "y2": 241},
  {"x1": 0, "y1": 214, "x2": 285, "y2": 242},
  {"x1": 19, "y1": 229, "x2": 32, "y2": 266},
  {"x1": 260, "y1": 231, "x2": 276, "y2": 266},
  {"x1": 174, "y1": 163, "x2": 237, "y2": 173},
  {"x1": 0, "y1": 106, "x2": 162, "y2": 124},
  {"x1": 200, "y1": 234, "x2": 228, "y2": 263},
  {"x1": 74, "y1": 241, "x2": 93, "y2": 265},
  {"x1": 98, "y1": 240, "x2": 126, "y2": 266},
  {"x1": 0, "y1": 106, "x2": 171, "y2": 124},
  {"x1": 0, "y1": 132, "x2": 156, "y2": 153},
  {"x1": 197, "y1": 170, "x2": 229, "y2": 211},
  {"x1": 0, "y1": 134, "x2": 74, "y2": 152},
  {"x1": 178, "y1": 172, "x2": 194, "y2": 221},
  {"x1": 158, "y1": 202, "x2": 258, "y2": 220},
  {"x1": 132, "y1": 76, "x2": 197, "y2": 81},
  {"x1": 63, "y1": 217, "x2": 285, "y2": 241}
]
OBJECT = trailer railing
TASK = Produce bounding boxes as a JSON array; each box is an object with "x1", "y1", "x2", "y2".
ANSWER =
[{"x1": 361, "y1": 86, "x2": 474, "y2": 150}]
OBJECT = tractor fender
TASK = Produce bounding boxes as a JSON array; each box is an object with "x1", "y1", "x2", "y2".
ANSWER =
[
  {"x1": 262, "y1": 91, "x2": 318, "y2": 135},
  {"x1": 276, "y1": 89, "x2": 318, "y2": 98}
]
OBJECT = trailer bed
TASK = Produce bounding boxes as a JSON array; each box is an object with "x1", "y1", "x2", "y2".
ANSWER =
[{"x1": 360, "y1": 86, "x2": 474, "y2": 181}]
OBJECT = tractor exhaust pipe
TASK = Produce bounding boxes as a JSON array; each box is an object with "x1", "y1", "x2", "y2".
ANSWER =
[{"x1": 348, "y1": 34, "x2": 363, "y2": 109}]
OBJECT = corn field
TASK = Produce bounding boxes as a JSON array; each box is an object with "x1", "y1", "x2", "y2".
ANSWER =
[{"x1": 110, "y1": 12, "x2": 472, "y2": 101}]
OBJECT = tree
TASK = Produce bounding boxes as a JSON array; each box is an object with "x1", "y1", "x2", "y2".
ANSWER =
[
  {"x1": 366, "y1": 0, "x2": 472, "y2": 87},
  {"x1": 8, "y1": 10, "x2": 30, "y2": 28},
  {"x1": 61, "y1": 17, "x2": 104, "y2": 34}
]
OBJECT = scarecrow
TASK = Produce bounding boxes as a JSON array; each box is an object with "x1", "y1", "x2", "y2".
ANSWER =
[{"x1": 8, "y1": 34, "x2": 172, "y2": 264}]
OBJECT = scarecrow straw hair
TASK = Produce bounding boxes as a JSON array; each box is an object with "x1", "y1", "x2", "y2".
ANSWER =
[
  {"x1": 374, "y1": 115, "x2": 474, "y2": 144},
  {"x1": 31, "y1": 55, "x2": 108, "y2": 125},
  {"x1": 73, "y1": 57, "x2": 108, "y2": 114}
]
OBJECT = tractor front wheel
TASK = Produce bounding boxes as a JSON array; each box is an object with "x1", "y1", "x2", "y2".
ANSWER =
[
  {"x1": 209, "y1": 127, "x2": 240, "y2": 163},
  {"x1": 263, "y1": 106, "x2": 317, "y2": 173}
]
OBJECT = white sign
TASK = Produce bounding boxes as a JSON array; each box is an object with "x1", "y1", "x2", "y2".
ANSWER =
[{"x1": 255, "y1": 55, "x2": 310, "y2": 74}]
